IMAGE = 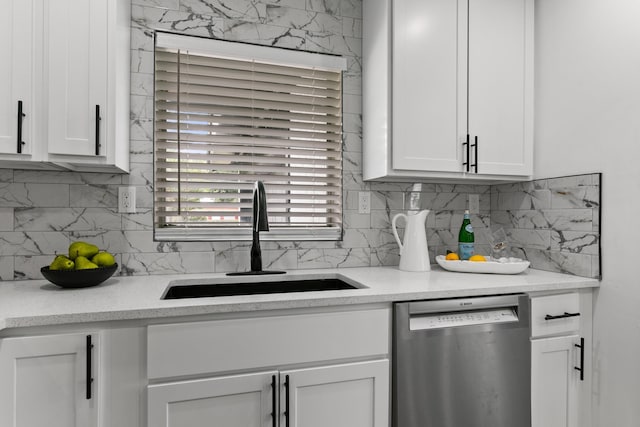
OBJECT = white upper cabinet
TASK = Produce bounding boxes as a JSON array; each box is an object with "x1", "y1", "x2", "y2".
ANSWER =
[
  {"x1": 47, "y1": 0, "x2": 108, "y2": 158},
  {"x1": 468, "y1": 0, "x2": 534, "y2": 177},
  {"x1": 391, "y1": 0, "x2": 464, "y2": 174},
  {"x1": 363, "y1": 0, "x2": 533, "y2": 182},
  {"x1": 0, "y1": 0, "x2": 42, "y2": 163},
  {"x1": 0, "y1": 0, "x2": 130, "y2": 172},
  {"x1": 45, "y1": 0, "x2": 130, "y2": 172}
]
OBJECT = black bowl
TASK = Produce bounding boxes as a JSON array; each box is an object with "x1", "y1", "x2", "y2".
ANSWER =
[{"x1": 40, "y1": 264, "x2": 118, "y2": 288}]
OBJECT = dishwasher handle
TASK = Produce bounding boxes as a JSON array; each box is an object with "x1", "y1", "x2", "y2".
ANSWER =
[
  {"x1": 408, "y1": 294, "x2": 523, "y2": 315},
  {"x1": 396, "y1": 294, "x2": 530, "y2": 336}
]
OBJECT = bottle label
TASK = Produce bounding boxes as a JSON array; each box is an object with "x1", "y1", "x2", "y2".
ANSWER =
[
  {"x1": 465, "y1": 224, "x2": 473, "y2": 233},
  {"x1": 459, "y1": 243, "x2": 475, "y2": 260}
]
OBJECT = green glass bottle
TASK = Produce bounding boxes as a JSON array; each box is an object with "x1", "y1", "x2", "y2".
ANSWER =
[{"x1": 458, "y1": 210, "x2": 475, "y2": 260}]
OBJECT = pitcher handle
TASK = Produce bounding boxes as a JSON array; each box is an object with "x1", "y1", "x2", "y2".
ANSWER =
[{"x1": 392, "y1": 213, "x2": 406, "y2": 254}]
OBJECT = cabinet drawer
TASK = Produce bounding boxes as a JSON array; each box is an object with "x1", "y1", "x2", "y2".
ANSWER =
[
  {"x1": 530, "y1": 293, "x2": 581, "y2": 338},
  {"x1": 147, "y1": 308, "x2": 390, "y2": 380}
]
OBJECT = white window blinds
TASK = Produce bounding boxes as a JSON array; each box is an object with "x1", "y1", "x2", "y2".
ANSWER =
[{"x1": 154, "y1": 33, "x2": 346, "y2": 241}]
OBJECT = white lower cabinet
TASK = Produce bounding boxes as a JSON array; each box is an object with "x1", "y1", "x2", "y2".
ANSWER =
[
  {"x1": 148, "y1": 371, "x2": 276, "y2": 427},
  {"x1": 282, "y1": 360, "x2": 389, "y2": 427},
  {"x1": 530, "y1": 291, "x2": 592, "y2": 427},
  {"x1": 531, "y1": 335, "x2": 581, "y2": 427},
  {"x1": 148, "y1": 360, "x2": 389, "y2": 427},
  {"x1": 0, "y1": 294, "x2": 600, "y2": 427},
  {"x1": 146, "y1": 307, "x2": 391, "y2": 427},
  {"x1": 0, "y1": 332, "x2": 100, "y2": 427}
]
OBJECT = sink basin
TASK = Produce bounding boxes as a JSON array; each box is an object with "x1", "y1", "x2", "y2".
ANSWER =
[{"x1": 162, "y1": 277, "x2": 360, "y2": 299}]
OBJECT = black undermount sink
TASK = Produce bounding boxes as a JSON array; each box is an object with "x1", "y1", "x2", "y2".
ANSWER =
[{"x1": 162, "y1": 278, "x2": 360, "y2": 299}]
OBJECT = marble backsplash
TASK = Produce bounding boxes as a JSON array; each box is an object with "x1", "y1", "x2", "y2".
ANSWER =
[
  {"x1": 0, "y1": 0, "x2": 600, "y2": 280},
  {"x1": 0, "y1": 167, "x2": 494, "y2": 279},
  {"x1": 491, "y1": 173, "x2": 601, "y2": 278},
  {"x1": 0, "y1": 170, "x2": 601, "y2": 280}
]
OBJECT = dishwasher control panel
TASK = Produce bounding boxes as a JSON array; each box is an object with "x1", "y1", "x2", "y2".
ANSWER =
[{"x1": 409, "y1": 307, "x2": 518, "y2": 330}]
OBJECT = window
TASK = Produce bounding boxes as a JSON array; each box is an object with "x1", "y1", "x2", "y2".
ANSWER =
[{"x1": 153, "y1": 33, "x2": 347, "y2": 241}]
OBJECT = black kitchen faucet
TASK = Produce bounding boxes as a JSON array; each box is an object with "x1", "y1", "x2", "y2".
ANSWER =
[
  {"x1": 250, "y1": 180, "x2": 269, "y2": 272},
  {"x1": 227, "y1": 181, "x2": 285, "y2": 276}
]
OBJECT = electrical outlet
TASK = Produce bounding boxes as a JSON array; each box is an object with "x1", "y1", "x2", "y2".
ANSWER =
[
  {"x1": 118, "y1": 187, "x2": 137, "y2": 213},
  {"x1": 358, "y1": 191, "x2": 371, "y2": 214},
  {"x1": 468, "y1": 194, "x2": 480, "y2": 214}
]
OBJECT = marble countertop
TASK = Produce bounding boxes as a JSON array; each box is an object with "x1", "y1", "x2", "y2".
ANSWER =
[{"x1": 0, "y1": 266, "x2": 599, "y2": 331}]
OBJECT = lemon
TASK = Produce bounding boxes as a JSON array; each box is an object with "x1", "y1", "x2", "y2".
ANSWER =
[
  {"x1": 445, "y1": 252, "x2": 460, "y2": 261},
  {"x1": 469, "y1": 254, "x2": 487, "y2": 262}
]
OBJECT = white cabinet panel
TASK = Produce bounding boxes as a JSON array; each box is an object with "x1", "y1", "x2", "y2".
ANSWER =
[
  {"x1": 531, "y1": 292, "x2": 581, "y2": 337},
  {"x1": 468, "y1": 0, "x2": 534, "y2": 176},
  {"x1": 0, "y1": 332, "x2": 99, "y2": 427},
  {"x1": 45, "y1": 0, "x2": 129, "y2": 172},
  {"x1": 531, "y1": 335, "x2": 580, "y2": 427},
  {"x1": 46, "y1": 0, "x2": 108, "y2": 157},
  {"x1": 148, "y1": 308, "x2": 389, "y2": 380},
  {"x1": 282, "y1": 360, "x2": 389, "y2": 427},
  {"x1": 391, "y1": 0, "x2": 464, "y2": 173},
  {"x1": 148, "y1": 371, "x2": 276, "y2": 427},
  {"x1": 0, "y1": 0, "x2": 41, "y2": 158}
]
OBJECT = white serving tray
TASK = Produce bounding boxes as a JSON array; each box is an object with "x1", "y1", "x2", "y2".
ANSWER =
[{"x1": 435, "y1": 255, "x2": 530, "y2": 275}]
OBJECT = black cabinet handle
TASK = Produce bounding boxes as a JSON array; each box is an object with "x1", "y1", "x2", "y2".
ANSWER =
[
  {"x1": 17, "y1": 101, "x2": 26, "y2": 154},
  {"x1": 271, "y1": 375, "x2": 277, "y2": 427},
  {"x1": 86, "y1": 335, "x2": 94, "y2": 399},
  {"x1": 284, "y1": 374, "x2": 290, "y2": 427},
  {"x1": 544, "y1": 312, "x2": 581, "y2": 321},
  {"x1": 462, "y1": 134, "x2": 470, "y2": 172},
  {"x1": 471, "y1": 135, "x2": 478, "y2": 173},
  {"x1": 95, "y1": 105, "x2": 101, "y2": 155},
  {"x1": 574, "y1": 337, "x2": 585, "y2": 381}
]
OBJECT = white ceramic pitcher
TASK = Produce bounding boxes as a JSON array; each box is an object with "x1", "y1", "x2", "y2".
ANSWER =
[{"x1": 392, "y1": 209, "x2": 431, "y2": 272}]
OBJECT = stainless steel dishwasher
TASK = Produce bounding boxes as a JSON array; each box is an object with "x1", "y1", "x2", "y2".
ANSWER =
[{"x1": 393, "y1": 294, "x2": 531, "y2": 427}]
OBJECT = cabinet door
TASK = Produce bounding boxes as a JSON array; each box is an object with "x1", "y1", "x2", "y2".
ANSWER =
[
  {"x1": 282, "y1": 360, "x2": 389, "y2": 427},
  {"x1": 0, "y1": 0, "x2": 40, "y2": 156},
  {"x1": 531, "y1": 335, "x2": 580, "y2": 427},
  {"x1": 148, "y1": 371, "x2": 276, "y2": 427},
  {"x1": 391, "y1": 0, "x2": 466, "y2": 173},
  {"x1": 468, "y1": 0, "x2": 534, "y2": 176},
  {"x1": 0, "y1": 333, "x2": 99, "y2": 427},
  {"x1": 46, "y1": 0, "x2": 108, "y2": 157}
]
